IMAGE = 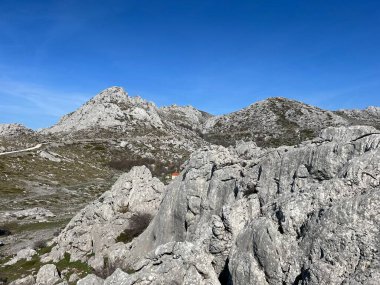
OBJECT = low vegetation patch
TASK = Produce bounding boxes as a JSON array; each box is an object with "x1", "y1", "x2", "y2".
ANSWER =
[
  {"x1": 0, "y1": 219, "x2": 69, "y2": 235},
  {"x1": 0, "y1": 254, "x2": 42, "y2": 283},
  {"x1": 108, "y1": 156, "x2": 182, "y2": 183},
  {"x1": 56, "y1": 252, "x2": 93, "y2": 277},
  {"x1": 0, "y1": 248, "x2": 92, "y2": 284},
  {"x1": 116, "y1": 213, "x2": 153, "y2": 244},
  {"x1": 108, "y1": 157, "x2": 155, "y2": 172}
]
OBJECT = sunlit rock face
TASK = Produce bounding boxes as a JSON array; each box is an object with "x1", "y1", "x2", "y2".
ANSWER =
[
  {"x1": 42, "y1": 87, "x2": 164, "y2": 133},
  {"x1": 70, "y1": 125, "x2": 380, "y2": 285},
  {"x1": 0, "y1": 123, "x2": 33, "y2": 137}
]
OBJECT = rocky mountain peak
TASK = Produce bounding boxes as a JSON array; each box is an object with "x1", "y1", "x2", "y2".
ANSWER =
[
  {"x1": 255, "y1": 96, "x2": 315, "y2": 109},
  {"x1": 90, "y1": 86, "x2": 128, "y2": 104},
  {"x1": 41, "y1": 87, "x2": 165, "y2": 134},
  {"x1": 40, "y1": 86, "x2": 214, "y2": 138}
]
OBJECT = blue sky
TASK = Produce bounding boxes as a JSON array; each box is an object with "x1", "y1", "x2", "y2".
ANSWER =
[{"x1": 0, "y1": 0, "x2": 379, "y2": 129}]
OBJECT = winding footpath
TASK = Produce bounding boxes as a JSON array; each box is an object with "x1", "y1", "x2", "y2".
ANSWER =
[{"x1": 0, "y1": 143, "x2": 43, "y2": 156}]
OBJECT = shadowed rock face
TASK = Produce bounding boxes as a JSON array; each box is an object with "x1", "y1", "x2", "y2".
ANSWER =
[{"x1": 68, "y1": 125, "x2": 380, "y2": 285}]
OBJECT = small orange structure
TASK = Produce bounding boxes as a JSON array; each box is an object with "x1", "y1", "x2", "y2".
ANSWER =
[{"x1": 171, "y1": 171, "x2": 180, "y2": 180}]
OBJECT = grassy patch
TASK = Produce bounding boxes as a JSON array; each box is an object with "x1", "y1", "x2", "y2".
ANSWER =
[
  {"x1": 0, "y1": 254, "x2": 42, "y2": 283},
  {"x1": 36, "y1": 243, "x2": 55, "y2": 255},
  {"x1": 56, "y1": 252, "x2": 93, "y2": 277},
  {"x1": 0, "y1": 250, "x2": 93, "y2": 284},
  {"x1": 0, "y1": 219, "x2": 70, "y2": 235}
]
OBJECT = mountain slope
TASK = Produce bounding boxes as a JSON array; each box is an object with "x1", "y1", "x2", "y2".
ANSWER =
[
  {"x1": 158, "y1": 104, "x2": 212, "y2": 132},
  {"x1": 39, "y1": 86, "x2": 211, "y2": 166},
  {"x1": 202, "y1": 97, "x2": 349, "y2": 147},
  {"x1": 335, "y1": 106, "x2": 380, "y2": 129}
]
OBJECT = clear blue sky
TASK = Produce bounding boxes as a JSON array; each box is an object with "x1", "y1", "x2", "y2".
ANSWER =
[{"x1": 0, "y1": 0, "x2": 379, "y2": 129}]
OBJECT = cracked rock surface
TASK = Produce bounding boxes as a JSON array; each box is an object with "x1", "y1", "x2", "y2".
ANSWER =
[
  {"x1": 73, "y1": 126, "x2": 380, "y2": 284},
  {"x1": 43, "y1": 166, "x2": 164, "y2": 272}
]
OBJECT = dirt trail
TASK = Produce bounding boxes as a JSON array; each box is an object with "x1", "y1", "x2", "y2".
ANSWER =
[{"x1": 0, "y1": 143, "x2": 43, "y2": 156}]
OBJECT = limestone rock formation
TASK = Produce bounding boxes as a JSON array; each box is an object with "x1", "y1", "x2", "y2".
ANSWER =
[
  {"x1": 159, "y1": 104, "x2": 212, "y2": 132},
  {"x1": 77, "y1": 242, "x2": 220, "y2": 285},
  {"x1": 77, "y1": 274, "x2": 104, "y2": 285},
  {"x1": 4, "y1": 89, "x2": 380, "y2": 284},
  {"x1": 70, "y1": 125, "x2": 380, "y2": 285},
  {"x1": 4, "y1": 248, "x2": 37, "y2": 266},
  {"x1": 0, "y1": 124, "x2": 33, "y2": 137},
  {"x1": 44, "y1": 166, "x2": 165, "y2": 272},
  {"x1": 8, "y1": 275, "x2": 35, "y2": 285},
  {"x1": 35, "y1": 264, "x2": 62, "y2": 285},
  {"x1": 336, "y1": 106, "x2": 380, "y2": 129},
  {"x1": 38, "y1": 86, "x2": 210, "y2": 164},
  {"x1": 42, "y1": 87, "x2": 164, "y2": 134}
]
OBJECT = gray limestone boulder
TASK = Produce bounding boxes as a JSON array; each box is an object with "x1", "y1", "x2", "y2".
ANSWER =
[
  {"x1": 77, "y1": 274, "x2": 104, "y2": 285},
  {"x1": 4, "y1": 248, "x2": 37, "y2": 266},
  {"x1": 98, "y1": 242, "x2": 219, "y2": 285},
  {"x1": 8, "y1": 276, "x2": 35, "y2": 285},
  {"x1": 35, "y1": 264, "x2": 62, "y2": 285},
  {"x1": 126, "y1": 126, "x2": 380, "y2": 284},
  {"x1": 44, "y1": 166, "x2": 165, "y2": 272}
]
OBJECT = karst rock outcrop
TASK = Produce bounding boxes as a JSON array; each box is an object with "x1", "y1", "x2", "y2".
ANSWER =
[
  {"x1": 53, "y1": 125, "x2": 379, "y2": 284},
  {"x1": 43, "y1": 166, "x2": 165, "y2": 272}
]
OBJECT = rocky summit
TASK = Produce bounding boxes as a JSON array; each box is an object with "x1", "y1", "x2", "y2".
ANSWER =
[
  {"x1": 42, "y1": 87, "x2": 164, "y2": 133},
  {"x1": 1, "y1": 87, "x2": 380, "y2": 285}
]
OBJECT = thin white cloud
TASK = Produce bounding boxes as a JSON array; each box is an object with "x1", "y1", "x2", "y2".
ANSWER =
[{"x1": 0, "y1": 78, "x2": 90, "y2": 118}]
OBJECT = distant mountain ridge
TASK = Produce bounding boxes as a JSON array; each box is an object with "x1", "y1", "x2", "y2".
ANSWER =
[
  {"x1": 202, "y1": 97, "x2": 348, "y2": 147},
  {"x1": 2, "y1": 86, "x2": 380, "y2": 148}
]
